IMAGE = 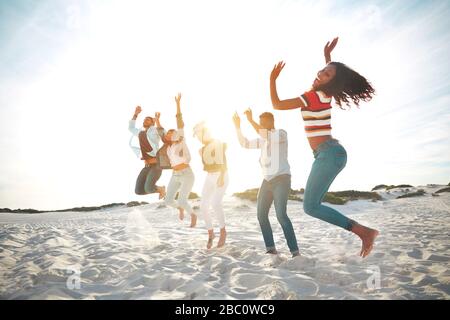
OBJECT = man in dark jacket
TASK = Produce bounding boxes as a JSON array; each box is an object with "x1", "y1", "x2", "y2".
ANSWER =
[{"x1": 128, "y1": 106, "x2": 166, "y2": 199}]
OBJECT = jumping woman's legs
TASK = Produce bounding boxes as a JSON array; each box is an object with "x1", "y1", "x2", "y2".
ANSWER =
[
  {"x1": 165, "y1": 173, "x2": 183, "y2": 219},
  {"x1": 201, "y1": 173, "x2": 216, "y2": 249},
  {"x1": 176, "y1": 167, "x2": 196, "y2": 227},
  {"x1": 303, "y1": 140, "x2": 378, "y2": 257},
  {"x1": 211, "y1": 172, "x2": 229, "y2": 248},
  {"x1": 303, "y1": 142, "x2": 353, "y2": 230}
]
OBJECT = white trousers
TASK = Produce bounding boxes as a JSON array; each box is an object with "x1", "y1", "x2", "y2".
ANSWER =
[
  {"x1": 165, "y1": 167, "x2": 195, "y2": 215},
  {"x1": 201, "y1": 171, "x2": 229, "y2": 230}
]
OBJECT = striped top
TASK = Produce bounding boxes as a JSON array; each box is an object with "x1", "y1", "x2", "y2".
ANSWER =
[{"x1": 299, "y1": 90, "x2": 332, "y2": 138}]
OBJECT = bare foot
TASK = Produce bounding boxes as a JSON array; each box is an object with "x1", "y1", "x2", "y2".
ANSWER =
[
  {"x1": 266, "y1": 248, "x2": 278, "y2": 255},
  {"x1": 178, "y1": 208, "x2": 184, "y2": 221},
  {"x1": 217, "y1": 228, "x2": 226, "y2": 248},
  {"x1": 352, "y1": 223, "x2": 379, "y2": 258},
  {"x1": 207, "y1": 234, "x2": 215, "y2": 249},
  {"x1": 157, "y1": 186, "x2": 166, "y2": 200},
  {"x1": 190, "y1": 214, "x2": 197, "y2": 228},
  {"x1": 360, "y1": 228, "x2": 379, "y2": 258}
]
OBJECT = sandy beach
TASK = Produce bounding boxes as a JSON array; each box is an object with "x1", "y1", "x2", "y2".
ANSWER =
[{"x1": 0, "y1": 185, "x2": 449, "y2": 300}]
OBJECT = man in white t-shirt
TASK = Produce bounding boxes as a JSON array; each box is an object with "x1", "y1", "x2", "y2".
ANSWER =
[{"x1": 233, "y1": 109, "x2": 299, "y2": 257}]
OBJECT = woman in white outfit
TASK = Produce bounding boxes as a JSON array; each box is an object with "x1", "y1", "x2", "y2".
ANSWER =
[
  {"x1": 163, "y1": 93, "x2": 197, "y2": 228},
  {"x1": 193, "y1": 122, "x2": 229, "y2": 249}
]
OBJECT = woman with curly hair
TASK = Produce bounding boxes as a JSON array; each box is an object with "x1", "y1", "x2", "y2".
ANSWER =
[{"x1": 270, "y1": 37, "x2": 379, "y2": 258}]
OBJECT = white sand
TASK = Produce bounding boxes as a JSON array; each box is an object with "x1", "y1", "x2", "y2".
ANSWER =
[{"x1": 0, "y1": 185, "x2": 449, "y2": 300}]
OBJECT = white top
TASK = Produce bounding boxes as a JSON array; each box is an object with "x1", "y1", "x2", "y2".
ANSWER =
[
  {"x1": 167, "y1": 129, "x2": 192, "y2": 167},
  {"x1": 128, "y1": 120, "x2": 165, "y2": 158},
  {"x1": 236, "y1": 128, "x2": 291, "y2": 181}
]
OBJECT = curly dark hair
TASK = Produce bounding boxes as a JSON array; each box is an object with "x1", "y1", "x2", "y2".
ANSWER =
[{"x1": 317, "y1": 62, "x2": 375, "y2": 108}]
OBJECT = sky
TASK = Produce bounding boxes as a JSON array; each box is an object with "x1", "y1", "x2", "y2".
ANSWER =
[{"x1": 0, "y1": 0, "x2": 449, "y2": 210}]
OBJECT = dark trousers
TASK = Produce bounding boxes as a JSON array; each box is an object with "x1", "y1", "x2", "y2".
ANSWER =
[{"x1": 135, "y1": 164, "x2": 162, "y2": 195}]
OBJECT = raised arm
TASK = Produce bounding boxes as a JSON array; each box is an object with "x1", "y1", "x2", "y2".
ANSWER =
[
  {"x1": 153, "y1": 111, "x2": 166, "y2": 139},
  {"x1": 129, "y1": 106, "x2": 141, "y2": 135},
  {"x1": 175, "y1": 92, "x2": 184, "y2": 129},
  {"x1": 270, "y1": 61, "x2": 305, "y2": 110},
  {"x1": 232, "y1": 112, "x2": 261, "y2": 149},
  {"x1": 146, "y1": 113, "x2": 164, "y2": 156},
  {"x1": 243, "y1": 108, "x2": 263, "y2": 135},
  {"x1": 324, "y1": 37, "x2": 338, "y2": 64},
  {"x1": 154, "y1": 112, "x2": 162, "y2": 128},
  {"x1": 132, "y1": 106, "x2": 141, "y2": 120}
]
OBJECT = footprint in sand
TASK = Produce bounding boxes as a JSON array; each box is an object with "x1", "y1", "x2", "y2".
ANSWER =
[
  {"x1": 427, "y1": 254, "x2": 450, "y2": 262},
  {"x1": 283, "y1": 276, "x2": 320, "y2": 297},
  {"x1": 390, "y1": 250, "x2": 402, "y2": 257},
  {"x1": 407, "y1": 248, "x2": 423, "y2": 259},
  {"x1": 233, "y1": 273, "x2": 280, "y2": 291},
  {"x1": 259, "y1": 254, "x2": 288, "y2": 268},
  {"x1": 280, "y1": 255, "x2": 316, "y2": 270}
]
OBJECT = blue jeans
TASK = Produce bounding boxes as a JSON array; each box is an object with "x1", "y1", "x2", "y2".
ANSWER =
[
  {"x1": 303, "y1": 139, "x2": 355, "y2": 231},
  {"x1": 257, "y1": 174, "x2": 299, "y2": 254}
]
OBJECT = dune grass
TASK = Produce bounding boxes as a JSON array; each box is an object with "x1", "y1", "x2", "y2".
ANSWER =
[
  {"x1": 372, "y1": 184, "x2": 413, "y2": 191},
  {"x1": 233, "y1": 188, "x2": 381, "y2": 205},
  {"x1": 397, "y1": 189, "x2": 426, "y2": 199},
  {"x1": 435, "y1": 187, "x2": 450, "y2": 194}
]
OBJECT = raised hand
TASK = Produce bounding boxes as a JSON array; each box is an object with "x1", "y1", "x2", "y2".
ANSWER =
[
  {"x1": 134, "y1": 105, "x2": 142, "y2": 115},
  {"x1": 324, "y1": 37, "x2": 339, "y2": 63},
  {"x1": 244, "y1": 108, "x2": 253, "y2": 122},
  {"x1": 175, "y1": 93, "x2": 182, "y2": 105},
  {"x1": 232, "y1": 112, "x2": 241, "y2": 128},
  {"x1": 270, "y1": 61, "x2": 285, "y2": 81},
  {"x1": 154, "y1": 112, "x2": 162, "y2": 128}
]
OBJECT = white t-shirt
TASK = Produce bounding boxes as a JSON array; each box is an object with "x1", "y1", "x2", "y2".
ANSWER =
[
  {"x1": 166, "y1": 129, "x2": 191, "y2": 167},
  {"x1": 236, "y1": 128, "x2": 291, "y2": 181}
]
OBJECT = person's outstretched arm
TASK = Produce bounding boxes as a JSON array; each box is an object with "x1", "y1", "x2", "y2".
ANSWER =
[
  {"x1": 146, "y1": 113, "x2": 163, "y2": 157},
  {"x1": 129, "y1": 106, "x2": 141, "y2": 135},
  {"x1": 132, "y1": 106, "x2": 141, "y2": 120},
  {"x1": 154, "y1": 112, "x2": 162, "y2": 128},
  {"x1": 128, "y1": 106, "x2": 142, "y2": 157},
  {"x1": 153, "y1": 112, "x2": 166, "y2": 141},
  {"x1": 243, "y1": 108, "x2": 263, "y2": 135},
  {"x1": 324, "y1": 37, "x2": 338, "y2": 64},
  {"x1": 175, "y1": 92, "x2": 184, "y2": 130},
  {"x1": 270, "y1": 61, "x2": 305, "y2": 110},
  {"x1": 232, "y1": 112, "x2": 261, "y2": 149}
]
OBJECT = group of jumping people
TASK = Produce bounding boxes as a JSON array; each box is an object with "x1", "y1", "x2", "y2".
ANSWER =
[{"x1": 128, "y1": 38, "x2": 379, "y2": 258}]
